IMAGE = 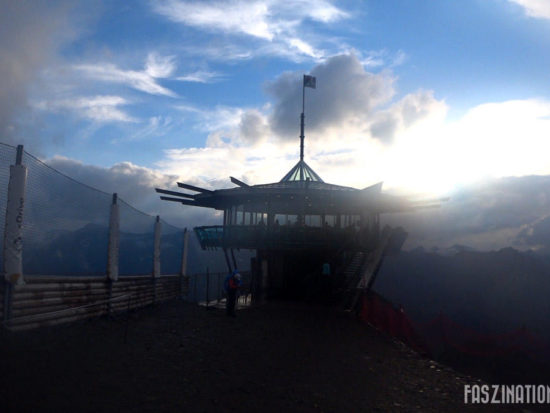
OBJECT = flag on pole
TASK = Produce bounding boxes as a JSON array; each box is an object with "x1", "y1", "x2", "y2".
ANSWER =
[{"x1": 303, "y1": 74, "x2": 316, "y2": 89}]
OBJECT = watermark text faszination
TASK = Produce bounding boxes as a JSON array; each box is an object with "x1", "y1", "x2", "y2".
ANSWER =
[{"x1": 464, "y1": 385, "x2": 550, "y2": 404}]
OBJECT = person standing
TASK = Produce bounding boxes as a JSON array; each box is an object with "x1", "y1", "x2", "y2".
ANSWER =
[{"x1": 224, "y1": 270, "x2": 241, "y2": 317}]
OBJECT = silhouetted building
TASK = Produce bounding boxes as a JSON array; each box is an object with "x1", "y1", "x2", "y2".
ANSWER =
[{"x1": 157, "y1": 75, "x2": 431, "y2": 303}]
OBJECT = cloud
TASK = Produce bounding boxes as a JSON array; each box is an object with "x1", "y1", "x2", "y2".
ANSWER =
[
  {"x1": 152, "y1": 0, "x2": 349, "y2": 61},
  {"x1": 386, "y1": 175, "x2": 550, "y2": 252},
  {"x1": 162, "y1": 55, "x2": 550, "y2": 199},
  {"x1": 267, "y1": 54, "x2": 396, "y2": 139},
  {"x1": 239, "y1": 110, "x2": 270, "y2": 144},
  {"x1": 153, "y1": 0, "x2": 273, "y2": 40},
  {"x1": 369, "y1": 90, "x2": 447, "y2": 144},
  {"x1": 43, "y1": 155, "x2": 211, "y2": 228},
  {"x1": 153, "y1": 0, "x2": 347, "y2": 39},
  {"x1": 161, "y1": 54, "x2": 450, "y2": 190},
  {"x1": 0, "y1": 1, "x2": 75, "y2": 146},
  {"x1": 34, "y1": 95, "x2": 137, "y2": 123},
  {"x1": 113, "y1": 116, "x2": 174, "y2": 143},
  {"x1": 144, "y1": 53, "x2": 177, "y2": 78},
  {"x1": 177, "y1": 104, "x2": 245, "y2": 133},
  {"x1": 176, "y1": 70, "x2": 224, "y2": 83},
  {"x1": 73, "y1": 52, "x2": 177, "y2": 97},
  {"x1": 508, "y1": 0, "x2": 550, "y2": 20},
  {"x1": 359, "y1": 49, "x2": 408, "y2": 68}
]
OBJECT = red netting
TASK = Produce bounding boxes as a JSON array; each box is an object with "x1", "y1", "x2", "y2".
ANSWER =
[{"x1": 359, "y1": 292, "x2": 550, "y2": 362}]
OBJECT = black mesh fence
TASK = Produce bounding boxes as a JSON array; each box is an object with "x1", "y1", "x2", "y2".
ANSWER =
[
  {"x1": 118, "y1": 199, "x2": 156, "y2": 276},
  {"x1": 22, "y1": 151, "x2": 113, "y2": 275},
  {"x1": 0, "y1": 143, "x2": 17, "y2": 273},
  {"x1": 188, "y1": 271, "x2": 226, "y2": 303},
  {"x1": 0, "y1": 148, "x2": 187, "y2": 276},
  {"x1": 160, "y1": 219, "x2": 185, "y2": 275}
]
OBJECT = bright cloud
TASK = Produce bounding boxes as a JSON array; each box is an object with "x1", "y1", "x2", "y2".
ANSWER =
[
  {"x1": 152, "y1": 0, "x2": 347, "y2": 39},
  {"x1": 35, "y1": 95, "x2": 137, "y2": 123},
  {"x1": 74, "y1": 52, "x2": 177, "y2": 97},
  {"x1": 151, "y1": 0, "x2": 348, "y2": 61},
  {"x1": 144, "y1": 53, "x2": 176, "y2": 78},
  {"x1": 176, "y1": 70, "x2": 224, "y2": 83},
  {"x1": 509, "y1": 0, "x2": 550, "y2": 20}
]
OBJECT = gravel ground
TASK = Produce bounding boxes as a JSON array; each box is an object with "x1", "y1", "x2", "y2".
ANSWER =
[{"x1": 0, "y1": 299, "x2": 527, "y2": 412}]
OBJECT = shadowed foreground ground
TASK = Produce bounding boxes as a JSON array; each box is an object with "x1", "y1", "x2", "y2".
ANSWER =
[{"x1": 0, "y1": 300, "x2": 523, "y2": 412}]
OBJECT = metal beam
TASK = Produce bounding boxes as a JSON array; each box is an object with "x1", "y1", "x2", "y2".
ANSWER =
[
  {"x1": 177, "y1": 182, "x2": 213, "y2": 193},
  {"x1": 159, "y1": 197, "x2": 215, "y2": 208},
  {"x1": 160, "y1": 196, "x2": 195, "y2": 203},
  {"x1": 155, "y1": 188, "x2": 195, "y2": 199},
  {"x1": 230, "y1": 176, "x2": 250, "y2": 188}
]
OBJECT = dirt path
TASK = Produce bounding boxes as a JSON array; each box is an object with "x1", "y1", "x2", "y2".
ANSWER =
[{"x1": 0, "y1": 300, "x2": 523, "y2": 412}]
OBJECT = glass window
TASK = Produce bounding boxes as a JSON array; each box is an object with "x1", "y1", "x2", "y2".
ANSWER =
[
  {"x1": 305, "y1": 215, "x2": 321, "y2": 227},
  {"x1": 235, "y1": 205, "x2": 244, "y2": 225},
  {"x1": 274, "y1": 214, "x2": 286, "y2": 226},
  {"x1": 286, "y1": 215, "x2": 297, "y2": 226},
  {"x1": 324, "y1": 215, "x2": 336, "y2": 227}
]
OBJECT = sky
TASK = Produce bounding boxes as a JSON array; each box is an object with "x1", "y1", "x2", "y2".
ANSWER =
[{"x1": 3, "y1": 0, "x2": 550, "y2": 250}]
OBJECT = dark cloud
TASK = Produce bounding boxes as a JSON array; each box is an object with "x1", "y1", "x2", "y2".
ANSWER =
[
  {"x1": 44, "y1": 156, "x2": 219, "y2": 229},
  {"x1": 385, "y1": 175, "x2": 550, "y2": 251},
  {"x1": 369, "y1": 90, "x2": 444, "y2": 143},
  {"x1": 369, "y1": 112, "x2": 399, "y2": 142},
  {"x1": 266, "y1": 54, "x2": 395, "y2": 140},
  {"x1": 239, "y1": 109, "x2": 269, "y2": 144},
  {"x1": 0, "y1": 1, "x2": 75, "y2": 149}
]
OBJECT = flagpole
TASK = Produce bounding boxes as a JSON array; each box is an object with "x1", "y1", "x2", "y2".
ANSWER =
[{"x1": 300, "y1": 76, "x2": 305, "y2": 165}]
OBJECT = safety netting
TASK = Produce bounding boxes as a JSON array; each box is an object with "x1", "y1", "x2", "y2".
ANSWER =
[
  {"x1": 187, "y1": 271, "x2": 226, "y2": 303},
  {"x1": 0, "y1": 147, "x2": 186, "y2": 276},
  {"x1": 118, "y1": 198, "x2": 156, "y2": 276},
  {"x1": 160, "y1": 219, "x2": 184, "y2": 275},
  {"x1": 0, "y1": 143, "x2": 17, "y2": 273},
  {"x1": 21, "y1": 151, "x2": 112, "y2": 275}
]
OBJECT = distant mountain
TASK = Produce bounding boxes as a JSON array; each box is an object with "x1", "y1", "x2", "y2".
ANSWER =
[
  {"x1": 22, "y1": 223, "x2": 247, "y2": 276},
  {"x1": 375, "y1": 247, "x2": 550, "y2": 340}
]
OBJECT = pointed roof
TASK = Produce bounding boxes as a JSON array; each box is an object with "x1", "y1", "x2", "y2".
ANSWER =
[{"x1": 280, "y1": 159, "x2": 324, "y2": 183}]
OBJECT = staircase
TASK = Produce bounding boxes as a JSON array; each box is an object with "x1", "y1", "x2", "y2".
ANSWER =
[
  {"x1": 342, "y1": 251, "x2": 366, "y2": 290},
  {"x1": 341, "y1": 226, "x2": 399, "y2": 312}
]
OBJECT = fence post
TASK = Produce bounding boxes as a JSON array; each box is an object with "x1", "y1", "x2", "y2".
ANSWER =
[
  {"x1": 152, "y1": 216, "x2": 161, "y2": 304},
  {"x1": 180, "y1": 228, "x2": 189, "y2": 300},
  {"x1": 107, "y1": 193, "x2": 120, "y2": 281},
  {"x1": 107, "y1": 193, "x2": 119, "y2": 313},
  {"x1": 153, "y1": 216, "x2": 161, "y2": 278},
  {"x1": 2, "y1": 145, "x2": 27, "y2": 323}
]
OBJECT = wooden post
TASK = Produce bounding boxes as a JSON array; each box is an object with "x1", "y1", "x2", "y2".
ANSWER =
[
  {"x1": 2, "y1": 145, "x2": 27, "y2": 323},
  {"x1": 153, "y1": 216, "x2": 161, "y2": 278},
  {"x1": 152, "y1": 216, "x2": 161, "y2": 304},
  {"x1": 107, "y1": 193, "x2": 119, "y2": 281},
  {"x1": 107, "y1": 193, "x2": 119, "y2": 314}
]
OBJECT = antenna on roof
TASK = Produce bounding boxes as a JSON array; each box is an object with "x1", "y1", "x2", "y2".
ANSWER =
[{"x1": 300, "y1": 74, "x2": 316, "y2": 168}]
